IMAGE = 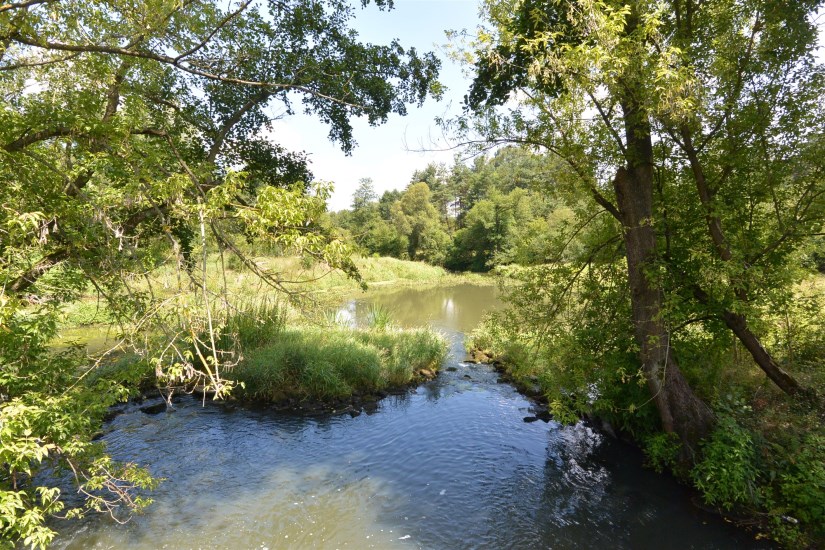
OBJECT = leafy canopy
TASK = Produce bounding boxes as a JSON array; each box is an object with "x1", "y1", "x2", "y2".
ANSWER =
[{"x1": 0, "y1": 0, "x2": 441, "y2": 546}]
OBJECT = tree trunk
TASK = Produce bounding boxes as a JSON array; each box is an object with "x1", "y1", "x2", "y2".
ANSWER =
[
  {"x1": 614, "y1": 94, "x2": 714, "y2": 459},
  {"x1": 721, "y1": 311, "x2": 809, "y2": 396},
  {"x1": 680, "y1": 129, "x2": 812, "y2": 399},
  {"x1": 614, "y1": 167, "x2": 714, "y2": 458}
]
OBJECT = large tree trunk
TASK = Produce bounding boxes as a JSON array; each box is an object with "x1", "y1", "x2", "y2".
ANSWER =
[{"x1": 614, "y1": 97, "x2": 714, "y2": 459}]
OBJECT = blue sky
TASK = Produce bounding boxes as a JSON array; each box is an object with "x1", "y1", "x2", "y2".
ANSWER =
[
  {"x1": 269, "y1": 0, "x2": 482, "y2": 211},
  {"x1": 271, "y1": 2, "x2": 825, "y2": 212}
]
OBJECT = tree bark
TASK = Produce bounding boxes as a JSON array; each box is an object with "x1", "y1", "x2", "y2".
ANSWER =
[{"x1": 614, "y1": 91, "x2": 714, "y2": 458}]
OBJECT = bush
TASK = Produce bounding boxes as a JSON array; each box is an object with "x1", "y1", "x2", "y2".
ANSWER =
[{"x1": 692, "y1": 416, "x2": 758, "y2": 510}]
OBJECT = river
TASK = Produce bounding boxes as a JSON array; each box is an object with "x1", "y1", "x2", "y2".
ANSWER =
[{"x1": 55, "y1": 283, "x2": 764, "y2": 549}]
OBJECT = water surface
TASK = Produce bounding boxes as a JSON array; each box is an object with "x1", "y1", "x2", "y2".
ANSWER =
[{"x1": 55, "y1": 284, "x2": 763, "y2": 549}]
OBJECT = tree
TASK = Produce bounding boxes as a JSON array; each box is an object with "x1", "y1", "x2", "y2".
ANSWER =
[
  {"x1": 462, "y1": 0, "x2": 823, "y2": 456},
  {"x1": 410, "y1": 162, "x2": 452, "y2": 225},
  {"x1": 351, "y1": 178, "x2": 379, "y2": 212},
  {"x1": 391, "y1": 182, "x2": 451, "y2": 264},
  {"x1": 0, "y1": 0, "x2": 441, "y2": 545},
  {"x1": 447, "y1": 187, "x2": 539, "y2": 271}
]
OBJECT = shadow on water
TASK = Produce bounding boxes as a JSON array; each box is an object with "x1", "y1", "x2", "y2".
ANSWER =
[{"x1": 54, "y1": 284, "x2": 770, "y2": 549}]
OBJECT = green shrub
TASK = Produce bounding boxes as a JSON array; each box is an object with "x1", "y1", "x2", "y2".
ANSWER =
[
  {"x1": 755, "y1": 432, "x2": 825, "y2": 546},
  {"x1": 692, "y1": 416, "x2": 758, "y2": 510},
  {"x1": 644, "y1": 432, "x2": 682, "y2": 473}
]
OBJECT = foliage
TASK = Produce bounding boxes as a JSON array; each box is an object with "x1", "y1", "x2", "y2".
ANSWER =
[
  {"x1": 691, "y1": 416, "x2": 759, "y2": 510},
  {"x1": 768, "y1": 434, "x2": 825, "y2": 542},
  {"x1": 390, "y1": 183, "x2": 451, "y2": 264},
  {"x1": 0, "y1": 0, "x2": 442, "y2": 545},
  {"x1": 331, "y1": 146, "x2": 576, "y2": 270},
  {"x1": 0, "y1": 310, "x2": 156, "y2": 549}
]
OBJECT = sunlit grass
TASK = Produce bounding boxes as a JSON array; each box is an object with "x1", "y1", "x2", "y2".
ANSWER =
[
  {"x1": 57, "y1": 255, "x2": 493, "y2": 332},
  {"x1": 229, "y1": 326, "x2": 447, "y2": 401}
]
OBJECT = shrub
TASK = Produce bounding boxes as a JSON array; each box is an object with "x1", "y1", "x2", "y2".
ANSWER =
[{"x1": 692, "y1": 416, "x2": 758, "y2": 510}]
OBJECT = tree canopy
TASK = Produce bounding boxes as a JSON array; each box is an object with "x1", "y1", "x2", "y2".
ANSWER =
[
  {"x1": 0, "y1": 0, "x2": 441, "y2": 546},
  {"x1": 459, "y1": 0, "x2": 824, "y2": 450}
]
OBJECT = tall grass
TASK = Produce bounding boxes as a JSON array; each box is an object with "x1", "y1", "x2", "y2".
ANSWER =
[
  {"x1": 355, "y1": 329, "x2": 446, "y2": 386},
  {"x1": 366, "y1": 303, "x2": 393, "y2": 330},
  {"x1": 229, "y1": 326, "x2": 447, "y2": 402},
  {"x1": 220, "y1": 297, "x2": 287, "y2": 351}
]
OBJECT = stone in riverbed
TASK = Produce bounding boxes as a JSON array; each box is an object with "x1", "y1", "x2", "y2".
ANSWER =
[{"x1": 140, "y1": 402, "x2": 170, "y2": 415}]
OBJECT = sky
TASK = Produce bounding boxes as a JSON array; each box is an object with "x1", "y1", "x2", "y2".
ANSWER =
[
  {"x1": 269, "y1": 0, "x2": 482, "y2": 211},
  {"x1": 272, "y1": 2, "x2": 825, "y2": 212}
]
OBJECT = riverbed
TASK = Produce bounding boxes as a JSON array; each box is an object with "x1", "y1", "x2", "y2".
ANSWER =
[{"x1": 54, "y1": 284, "x2": 764, "y2": 549}]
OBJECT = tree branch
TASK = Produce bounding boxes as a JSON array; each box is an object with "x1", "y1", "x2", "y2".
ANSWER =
[
  {"x1": 206, "y1": 89, "x2": 273, "y2": 163},
  {"x1": 3, "y1": 127, "x2": 73, "y2": 152},
  {"x1": 9, "y1": 31, "x2": 367, "y2": 110},
  {"x1": 6, "y1": 248, "x2": 70, "y2": 294},
  {"x1": 173, "y1": 0, "x2": 254, "y2": 62},
  {"x1": 586, "y1": 89, "x2": 627, "y2": 157},
  {"x1": 0, "y1": 0, "x2": 49, "y2": 13}
]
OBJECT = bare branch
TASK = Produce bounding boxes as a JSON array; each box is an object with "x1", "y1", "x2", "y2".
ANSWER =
[{"x1": 7, "y1": 248, "x2": 70, "y2": 294}]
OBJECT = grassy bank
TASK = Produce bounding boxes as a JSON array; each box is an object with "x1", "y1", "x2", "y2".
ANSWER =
[
  {"x1": 57, "y1": 255, "x2": 491, "y2": 340},
  {"x1": 53, "y1": 255, "x2": 459, "y2": 410},
  {"x1": 77, "y1": 287, "x2": 448, "y2": 412},
  {"x1": 218, "y1": 297, "x2": 447, "y2": 404}
]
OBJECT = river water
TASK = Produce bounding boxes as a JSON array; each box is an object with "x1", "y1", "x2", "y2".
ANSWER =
[{"x1": 55, "y1": 284, "x2": 763, "y2": 549}]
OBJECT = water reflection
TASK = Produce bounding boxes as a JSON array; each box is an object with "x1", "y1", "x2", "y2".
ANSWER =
[{"x1": 342, "y1": 283, "x2": 504, "y2": 333}]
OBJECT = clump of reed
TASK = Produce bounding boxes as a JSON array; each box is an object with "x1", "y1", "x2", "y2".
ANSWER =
[{"x1": 228, "y1": 321, "x2": 447, "y2": 402}]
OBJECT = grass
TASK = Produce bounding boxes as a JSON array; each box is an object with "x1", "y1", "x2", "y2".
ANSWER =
[
  {"x1": 258, "y1": 255, "x2": 491, "y2": 291},
  {"x1": 56, "y1": 254, "x2": 493, "y2": 333},
  {"x1": 228, "y1": 325, "x2": 447, "y2": 402},
  {"x1": 69, "y1": 292, "x2": 448, "y2": 405}
]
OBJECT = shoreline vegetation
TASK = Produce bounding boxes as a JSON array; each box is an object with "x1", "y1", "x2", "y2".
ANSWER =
[
  {"x1": 44, "y1": 255, "x2": 825, "y2": 548},
  {"x1": 467, "y1": 270, "x2": 825, "y2": 548},
  {"x1": 71, "y1": 257, "x2": 484, "y2": 412}
]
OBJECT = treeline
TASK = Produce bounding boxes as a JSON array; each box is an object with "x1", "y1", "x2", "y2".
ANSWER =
[
  {"x1": 330, "y1": 146, "x2": 588, "y2": 271},
  {"x1": 333, "y1": 149, "x2": 825, "y2": 277}
]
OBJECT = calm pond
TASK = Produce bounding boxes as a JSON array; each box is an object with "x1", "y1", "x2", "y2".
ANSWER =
[{"x1": 55, "y1": 284, "x2": 763, "y2": 549}]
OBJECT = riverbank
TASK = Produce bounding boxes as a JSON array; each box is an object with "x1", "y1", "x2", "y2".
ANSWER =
[
  {"x1": 467, "y1": 275, "x2": 825, "y2": 548},
  {"x1": 56, "y1": 255, "x2": 492, "y2": 352},
  {"x1": 56, "y1": 283, "x2": 765, "y2": 550},
  {"x1": 68, "y1": 257, "x2": 469, "y2": 414}
]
